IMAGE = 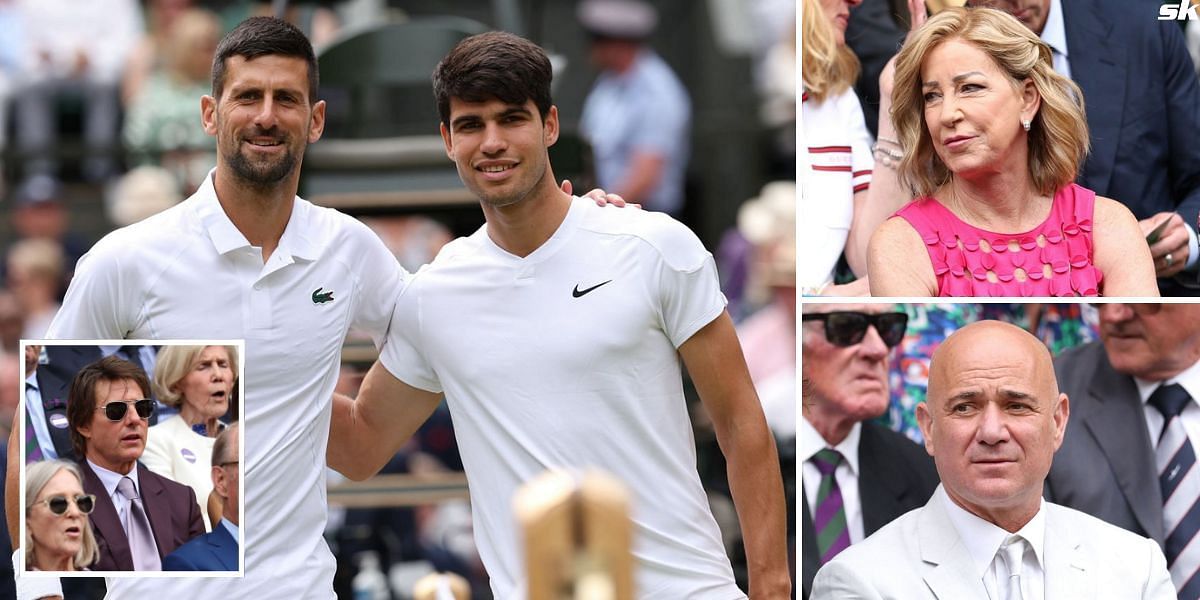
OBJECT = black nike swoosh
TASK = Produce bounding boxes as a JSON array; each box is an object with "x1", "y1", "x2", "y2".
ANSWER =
[{"x1": 572, "y1": 280, "x2": 613, "y2": 298}]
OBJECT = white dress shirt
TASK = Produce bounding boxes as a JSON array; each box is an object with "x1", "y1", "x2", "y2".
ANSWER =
[
  {"x1": 940, "y1": 487, "x2": 1047, "y2": 600},
  {"x1": 1137, "y1": 358, "x2": 1200, "y2": 445},
  {"x1": 800, "y1": 418, "x2": 865, "y2": 544}
]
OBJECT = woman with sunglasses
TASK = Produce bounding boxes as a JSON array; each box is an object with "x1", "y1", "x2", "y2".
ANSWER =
[
  {"x1": 141, "y1": 345, "x2": 237, "y2": 531},
  {"x1": 24, "y1": 459, "x2": 99, "y2": 571}
]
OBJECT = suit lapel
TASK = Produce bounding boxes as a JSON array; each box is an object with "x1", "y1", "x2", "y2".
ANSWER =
[
  {"x1": 81, "y1": 462, "x2": 134, "y2": 570},
  {"x1": 1062, "y1": 0, "x2": 1126, "y2": 196},
  {"x1": 801, "y1": 489, "x2": 817, "y2": 599},
  {"x1": 136, "y1": 464, "x2": 174, "y2": 558},
  {"x1": 859, "y1": 424, "x2": 907, "y2": 534},
  {"x1": 919, "y1": 493, "x2": 990, "y2": 600},
  {"x1": 1043, "y1": 506, "x2": 1092, "y2": 599},
  {"x1": 1082, "y1": 358, "x2": 1164, "y2": 542}
]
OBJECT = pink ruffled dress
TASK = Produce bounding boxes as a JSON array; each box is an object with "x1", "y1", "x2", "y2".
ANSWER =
[{"x1": 894, "y1": 183, "x2": 1103, "y2": 297}]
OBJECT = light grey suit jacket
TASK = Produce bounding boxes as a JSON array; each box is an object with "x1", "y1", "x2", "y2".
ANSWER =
[{"x1": 811, "y1": 486, "x2": 1174, "y2": 599}]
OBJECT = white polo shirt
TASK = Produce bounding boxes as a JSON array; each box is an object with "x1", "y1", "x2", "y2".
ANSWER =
[
  {"x1": 800, "y1": 88, "x2": 873, "y2": 289},
  {"x1": 381, "y1": 197, "x2": 743, "y2": 599},
  {"x1": 46, "y1": 171, "x2": 405, "y2": 598}
]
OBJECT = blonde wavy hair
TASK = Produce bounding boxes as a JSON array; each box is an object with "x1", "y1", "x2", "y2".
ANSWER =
[
  {"x1": 890, "y1": 7, "x2": 1088, "y2": 197},
  {"x1": 25, "y1": 460, "x2": 99, "y2": 570},
  {"x1": 802, "y1": 0, "x2": 860, "y2": 103},
  {"x1": 152, "y1": 345, "x2": 239, "y2": 409}
]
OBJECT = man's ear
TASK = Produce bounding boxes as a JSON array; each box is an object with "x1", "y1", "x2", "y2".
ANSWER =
[
  {"x1": 544, "y1": 105, "x2": 560, "y2": 147},
  {"x1": 441, "y1": 122, "x2": 454, "y2": 160},
  {"x1": 308, "y1": 99, "x2": 327, "y2": 143},
  {"x1": 201, "y1": 95, "x2": 218, "y2": 136},
  {"x1": 211, "y1": 465, "x2": 227, "y2": 497}
]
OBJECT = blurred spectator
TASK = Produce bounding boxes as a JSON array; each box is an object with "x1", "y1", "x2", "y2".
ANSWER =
[
  {"x1": 735, "y1": 181, "x2": 796, "y2": 441},
  {"x1": 13, "y1": 0, "x2": 143, "y2": 181},
  {"x1": 122, "y1": 0, "x2": 197, "y2": 105},
  {"x1": 106, "y1": 165, "x2": 183, "y2": 227},
  {"x1": 122, "y1": 8, "x2": 220, "y2": 190},
  {"x1": 413, "y1": 572, "x2": 469, "y2": 600},
  {"x1": 578, "y1": 0, "x2": 691, "y2": 216},
  {"x1": 0, "y1": 291, "x2": 22, "y2": 354},
  {"x1": 758, "y1": 20, "x2": 796, "y2": 174},
  {"x1": 6, "y1": 238, "x2": 63, "y2": 339},
  {"x1": 845, "y1": 0, "x2": 906, "y2": 137},
  {"x1": 0, "y1": 0, "x2": 23, "y2": 195},
  {"x1": 220, "y1": 1, "x2": 341, "y2": 50},
  {"x1": 8, "y1": 175, "x2": 89, "y2": 285},
  {"x1": 0, "y1": 351, "x2": 18, "y2": 438}
]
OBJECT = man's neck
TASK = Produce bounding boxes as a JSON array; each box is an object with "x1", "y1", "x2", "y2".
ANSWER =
[
  {"x1": 212, "y1": 165, "x2": 298, "y2": 263},
  {"x1": 481, "y1": 182, "x2": 572, "y2": 258}
]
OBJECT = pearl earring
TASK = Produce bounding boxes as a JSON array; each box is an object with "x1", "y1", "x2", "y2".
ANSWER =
[{"x1": 1022, "y1": 119, "x2": 1031, "y2": 132}]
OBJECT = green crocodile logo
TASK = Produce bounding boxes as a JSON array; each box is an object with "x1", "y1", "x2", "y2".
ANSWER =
[{"x1": 312, "y1": 287, "x2": 335, "y2": 304}]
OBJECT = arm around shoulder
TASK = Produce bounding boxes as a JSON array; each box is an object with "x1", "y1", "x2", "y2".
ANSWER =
[
  {"x1": 327, "y1": 362, "x2": 443, "y2": 481},
  {"x1": 1093, "y1": 197, "x2": 1159, "y2": 296},
  {"x1": 867, "y1": 217, "x2": 938, "y2": 296}
]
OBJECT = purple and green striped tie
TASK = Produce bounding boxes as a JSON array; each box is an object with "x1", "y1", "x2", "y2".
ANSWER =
[
  {"x1": 24, "y1": 404, "x2": 43, "y2": 463},
  {"x1": 811, "y1": 448, "x2": 851, "y2": 564}
]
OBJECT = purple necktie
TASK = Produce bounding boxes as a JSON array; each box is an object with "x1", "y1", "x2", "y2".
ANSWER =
[{"x1": 811, "y1": 448, "x2": 850, "y2": 564}]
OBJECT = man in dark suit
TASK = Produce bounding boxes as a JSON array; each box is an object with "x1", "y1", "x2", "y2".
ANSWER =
[
  {"x1": 164, "y1": 422, "x2": 239, "y2": 571},
  {"x1": 800, "y1": 304, "x2": 939, "y2": 599},
  {"x1": 33, "y1": 345, "x2": 162, "y2": 461},
  {"x1": 1048, "y1": 303, "x2": 1200, "y2": 598},
  {"x1": 66, "y1": 355, "x2": 204, "y2": 571},
  {"x1": 969, "y1": 0, "x2": 1200, "y2": 295}
]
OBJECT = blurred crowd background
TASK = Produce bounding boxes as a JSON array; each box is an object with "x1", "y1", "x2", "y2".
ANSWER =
[{"x1": 0, "y1": 0, "x2": 799, "y2": 598}]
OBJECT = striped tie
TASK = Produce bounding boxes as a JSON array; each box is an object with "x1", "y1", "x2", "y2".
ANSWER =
[
  {"x1": 1151, "y1": 383, "x2": 1200, "y2": 599},
  {"x1": 811, "y1": 448, "x2": 850, "y2": 564},
  {"x1": 24, "y1": 384, "x2": 43, "y2": 464}
]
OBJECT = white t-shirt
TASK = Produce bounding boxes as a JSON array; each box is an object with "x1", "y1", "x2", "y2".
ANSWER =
[
  {"x1": 46, "y1": 171, "x2": 405, "y2": 598},
  {"x1": 799, "y1": 88, "x2": 873, "y2": 288},
  {"x1": 381, "y1": 197, "x2": 744, "y2": 599}
]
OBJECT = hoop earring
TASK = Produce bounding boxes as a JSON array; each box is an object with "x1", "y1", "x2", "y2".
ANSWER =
[{"x1": 1022, "y1": 119, "x2": 1031, "y2": 132}]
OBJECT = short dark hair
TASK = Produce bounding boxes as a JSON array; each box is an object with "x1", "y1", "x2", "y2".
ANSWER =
[
  {"x1": 211, "y1": 16, "x2": 319, "y2": 102},
  {"x1": 432, "y1": 31, "x2": 553, "y2": 127},
  {"x1": 66, "y1": 356, "x2": 152, "y2": 460}
]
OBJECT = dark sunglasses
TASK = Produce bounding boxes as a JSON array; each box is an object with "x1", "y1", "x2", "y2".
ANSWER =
[
  {"x1": 35, "y1": 494, "x2": 96, "y2": 516},
  {"x1": 801, "y1": 311, "x2": 909, "y2": 348},
  {"x1": 95, "y1": 399, "x2": 155, "y2": 421}
]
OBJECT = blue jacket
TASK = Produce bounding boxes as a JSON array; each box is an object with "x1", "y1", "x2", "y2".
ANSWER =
[{"x1": 162, "y1": 520, "x2": 238, "y2": 571}]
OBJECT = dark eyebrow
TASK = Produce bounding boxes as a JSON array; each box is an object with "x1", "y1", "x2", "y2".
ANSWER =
[{"x1": 450, "y1": 114, "x2": 482, "y2": 129}]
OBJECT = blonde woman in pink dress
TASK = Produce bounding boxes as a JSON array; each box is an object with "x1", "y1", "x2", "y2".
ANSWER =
[{"x1": 867, "y1": 7, "x2": 1157, "y2": 297}]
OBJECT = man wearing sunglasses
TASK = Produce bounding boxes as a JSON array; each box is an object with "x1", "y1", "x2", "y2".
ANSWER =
[
  {"x1": 1048, "y1": 304, "x2": 1200, "y2": 599},
  {"x1": 64, "y1": 356, "x2": 205, "y2": 571},
  {"x1": 799, "y1": 304, "x2": 938, "y2": 600},
  {"x1": 812, "y1": 320, "x2": 1173, "y2": 599}
]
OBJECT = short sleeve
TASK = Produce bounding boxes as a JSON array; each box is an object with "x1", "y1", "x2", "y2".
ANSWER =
[
  {"x1": 844, "y1": 92, "x2": 874, "y2": 193},
  {"x1": 654, "y1": 221, "x2": 726, "y2": 347},
  {"x1": 46, "y1": 238, "x2": 138, "y2": 340},
  {"x1": 628, "y1": 86, "x2": 690, "y2": 156},
  {"x1": 378, "y1": 279, "x2": 442, "y2": 394},
  {"x1": 346, "y1": 219, "x2": 409, "y2": 349}
]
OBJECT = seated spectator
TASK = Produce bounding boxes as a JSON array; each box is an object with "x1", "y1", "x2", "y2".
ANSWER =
[
  {"x1": 800, "y1": 303, "x2": 938, "y2": 599},
  {"x1": 868, "y1": 7, "x2": 1156, "y2": 297},
  {"x1": 65, "y1": 356, "x2": 204, "y2": 570},
  {"x1": 24, "y1": 459, "x2": 98, "y2": 571},
  {"x1": 6, "y1": 237, "x2": 64, "y2": 340},
  {"x1": 107, "y1": 165, "x2": 184, "y2": 227},
  {"x1": 122, "y1": 8, "x2": 221, "y2": 191},
  {"x1": 13, "y1": 0, "x2": 142, "y2": 181},
  {"x1": 812, "y1": 321, "x2": 1173, "y2": 598},
  {"x1": 163, "y1": 422, "x2": 239, "y2": 571},
  {"x1": 800, "y1": 0, "x2": 907, "y2": 295},
  {"x1": 143, "y1": 345, "x2": 237, "y2": 531}
]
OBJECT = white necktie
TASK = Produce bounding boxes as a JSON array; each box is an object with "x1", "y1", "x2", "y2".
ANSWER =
[{"x1": 999, "y1": 535, "x2": 1027, "y2": 600}]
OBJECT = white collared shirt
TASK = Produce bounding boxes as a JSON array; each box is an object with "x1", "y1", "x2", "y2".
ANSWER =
[
  {"x1": 47, "y1": 169, "x2": 407, "y2": 597},
  {"x1": 940, "y1": 486, "x2": 1047, "y2": 600},
  {"x1": 1040, "y1": 0, "x2": 1071, "y2": 78},
  {"x1": 1136, "y1": 359, "x2": 1200, "y2": 446},
  {"x1": 86, "y1": 458, "x2": 141, "y2": 526},
  {"x1": 800, "y1": 418, "x2": 865, "y2": 544}
]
